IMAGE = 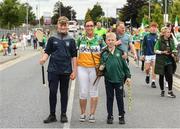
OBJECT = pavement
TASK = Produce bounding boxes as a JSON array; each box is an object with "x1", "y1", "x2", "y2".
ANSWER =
[
  {"x1": 175, "y1": 62, "x2": 180, "y2": 78},
  {"x1": 0, "y1": 46, "x2": 40, "y2": 65}
]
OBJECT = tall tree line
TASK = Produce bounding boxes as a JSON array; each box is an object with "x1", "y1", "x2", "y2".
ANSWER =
[
  {"x1": 0, "y1": 0, "x2": 36, "y2": 29},
  {"x1": 118, "y1": 0, "x2": 179, "y2": 27}
]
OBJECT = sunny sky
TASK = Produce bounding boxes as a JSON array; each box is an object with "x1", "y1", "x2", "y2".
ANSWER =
[{"x1": 15, "y1": 0, "x2": 127, "y2": 19}]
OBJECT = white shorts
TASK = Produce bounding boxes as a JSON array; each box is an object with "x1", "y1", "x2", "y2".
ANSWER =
[
  {"x1": 145, "y1": 55, "x2": 156, "y2": 63},
  {"x1": 77, "y1": 66, "x2": 99, "y2": 99}
]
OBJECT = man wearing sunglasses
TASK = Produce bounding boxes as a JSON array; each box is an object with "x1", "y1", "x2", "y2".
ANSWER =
[{"x1": 39, "y1": 16, "x2": 77, "y2": 124}]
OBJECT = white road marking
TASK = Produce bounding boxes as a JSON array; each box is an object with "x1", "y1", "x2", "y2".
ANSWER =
[{"x1": 63, "y1": 79, "x2": 76, "y2": 129}]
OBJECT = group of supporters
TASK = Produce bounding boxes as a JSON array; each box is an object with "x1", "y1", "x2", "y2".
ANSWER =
[
  {"x1": 39, "y1": 16, "x2": 179, "y2": 125},
  {"x1": 0, "y1": 30, "x2": 49, "y2": 56},
  {"x1": 0, "y1": 33, "x2": 18, "y2": 56},
  {"x1": 130, "y1": 22, "x2": 178, "y2": 98},
  {"x1": 20, "y1": 31, "x2": 48, "y2": 51}
]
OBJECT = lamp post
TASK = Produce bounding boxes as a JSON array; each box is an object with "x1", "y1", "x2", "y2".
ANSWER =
[
  {"x1": 26, "y1": 0, "x2": 29, "y2": 34},
  {"x1": 163, "y1": 0, "x2": 168, "y2": 24},
  {"x1": 59, "y1": 0, "x2": 61, "y2": 17},
  {"x1": 70, "y1": 9, "x2": 73, "y2": 20}
]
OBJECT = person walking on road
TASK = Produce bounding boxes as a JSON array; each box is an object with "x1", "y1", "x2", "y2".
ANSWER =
[
  {"x1": 39, "y1": 16, "x2": 77, "y2": 124},
  {"x1": 154, "y1": 27, "x2": 176, "y2": 98},
  {"x1": 22, "y1": 33, "x2": 27, "y2": 50},
  {"x1": 6, "y1": 33, "x2": 12, "y2": 55},
  {"x1": 77, "y1": 20, "x2": 106, "y2": 123},
  {"x1": 115, "y1": 21, "x2": 137, "y2": 64},
  {"x1": 100, "y1": 32, "x2": 131, "y2": 124},
  {"x1": 132, "y1": 28, "x2": 141, "y2": 67},
  {"x1": 94, "y1": 22, "x2": 107, "y2": 40},
  {"x1": 12, "y1": 33, "x2": 18, "y2": 56},
  {"x1": 1, "y1": 35, "x2": 8, "y2": 56},
  {"x1": 142, "y1": 22, "x2": 158, "y2": 88}
]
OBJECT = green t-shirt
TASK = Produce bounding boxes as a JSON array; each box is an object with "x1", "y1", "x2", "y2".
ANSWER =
[
  {"x1": 132, "y1": 34, "x2": 141, "y2": 42},
  {"x1": 100, "y1": 48, "x2": 131, "y2": 83},
  {"x1": 94, "y1": 27, "x2": 107, "y2": 37},
  {"x1": 43, "y1": 36, "x2": 47, "y2": 44}
]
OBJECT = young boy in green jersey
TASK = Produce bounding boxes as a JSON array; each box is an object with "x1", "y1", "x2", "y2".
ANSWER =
[{"x1": 100, "y1": 32, "x2": 131, "y2": 124}]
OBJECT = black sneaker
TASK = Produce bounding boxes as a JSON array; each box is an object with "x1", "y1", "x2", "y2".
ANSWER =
[
  {"x1": 151, "y1": 82, "x2": 156, "y2": 88},
  {"x1": 160, "y1": 91, "x2": 165, "y2": 97},
  {"x1": 107, "y1": 116, "x2": 113, "y2": 124},
  {"x1": 43, "y1": 114, "x2": 57, "y2": 124},
  {"x1": 61, "y1": 113, "x2": 68, "y2": 123},
  {"x1": 167, "y1": 91, "x2": 176, "y2": 98},
  {"x1": 145, "y1": 76, "x2": 150, "y2": 84},
  {"x1": 119, "y1": 116, "x2": 125, "y2": 124}
]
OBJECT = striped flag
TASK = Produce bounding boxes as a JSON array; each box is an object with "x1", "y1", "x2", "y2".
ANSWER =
[{"x1": 175, "y1": 16, "x2": 178, "y2": 27}]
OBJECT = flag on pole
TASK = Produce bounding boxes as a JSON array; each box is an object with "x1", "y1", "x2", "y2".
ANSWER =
[
  {"x1": 139, "y1": 18, "x2": 145, "y2": 34},
  {"x1": 175, "y1": 16, "x2": 179, "y2": 27},
  {"x1": 140, "y1": 18, "x2": 145, "y2": 31}
]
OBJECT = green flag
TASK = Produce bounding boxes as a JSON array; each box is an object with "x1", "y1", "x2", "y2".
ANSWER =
[{"x1": 175, "y1": 16, "x2": 178, "y2": 27}]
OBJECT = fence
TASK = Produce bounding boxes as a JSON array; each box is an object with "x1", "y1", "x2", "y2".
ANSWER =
[{"x1": 0, "y1": 25, "x2": 56, "y2": 37}]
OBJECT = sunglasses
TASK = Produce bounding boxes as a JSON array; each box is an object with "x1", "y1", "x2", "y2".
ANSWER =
[{"x1": 85, "y1": 25, "x2": 94, "y2": 27}]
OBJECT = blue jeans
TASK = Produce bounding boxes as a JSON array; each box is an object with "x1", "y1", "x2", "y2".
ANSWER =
[{"x1": 105, "y1": 79, "x2": 125, "y2": 117}]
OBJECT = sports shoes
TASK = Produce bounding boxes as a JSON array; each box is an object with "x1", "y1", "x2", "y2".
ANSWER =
[
  {"x1": 119, "y1": 115, "x2": 125, "y2": 124},
  {"x1": 151, "y1": 82, "x2": 156, "y2": 88},
  {"x1": 160, "y1": 91, "x2": 165, "y2": 97},
  {"x1": 145, "y1": 76, "x2": 150, "y2": 84},
  {"x1": 79, "y1": 114, "x2": 86, "y2": 122},
  {"x1": 167, "y1": 91, "x2": 176, "y2": 98},
  {"x1": 107, "y1": 116, "x2": 113, "y2": 124},
  {"x1": 43, "y1": 114, "x2": 57, "y2": 124},
  {"x1": 88, "y1": 114, "x2": 95, "y2": 123},
  {"x1": 60, "y1": 113, "x2": 68, "y2": 123}
]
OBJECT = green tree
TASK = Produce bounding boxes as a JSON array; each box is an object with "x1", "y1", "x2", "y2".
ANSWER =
[
  {"x1": 137, "y1": 5, "x2": 149, "y2": 26},
  {"x1": 84, "y1": 8, "x2": 92, "y2": 23},
  {"x1": 151, "y1": 3, "x2": 163, "y2": 27},
  {"x1": 18, "y1": 3, "x2": 36, "y2": 25},
  {"x1": 118, "y1": 0, "x2": 148, "y2": 27},
  {"x1": 51, "y1": 1, "x2": 76, "y2": 24},
  {"x1": 169, "y1": 0, "x2": 180, "y2": 24},
  {"x1": 0, "y1": 0, "x2": 36, "y2": 28},
  {"x1": 89, "y1": 2, "x2": 104, "y2": 22},
  {"x1": 0, "y1": 0, "x2": 20, "y2": 29}
]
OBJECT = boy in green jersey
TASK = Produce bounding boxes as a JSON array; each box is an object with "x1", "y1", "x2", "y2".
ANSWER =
[{"x1": 100, "y1": 32, "x2": 131, "y2": 124}]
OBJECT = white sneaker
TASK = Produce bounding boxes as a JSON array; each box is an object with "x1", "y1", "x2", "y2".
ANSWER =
[
  {"x1": 79, "y1": 114, "x2": 86, "y2": 122},
  {"x1": 88, "y1": 114, "x2": 95, "y2": 123}
]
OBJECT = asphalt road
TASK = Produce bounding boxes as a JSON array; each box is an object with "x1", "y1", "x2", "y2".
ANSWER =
[{"x1": 0, "y1": 53, "x2": 180, "y2": 128}]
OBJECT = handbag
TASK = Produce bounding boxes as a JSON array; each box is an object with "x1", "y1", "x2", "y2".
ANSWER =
[
  {"x1": 90, "y1": 49, "x2": 104, "y2": 77},
  {"x1": 90, "y1": 47, "x2": 110, "y2": 77}
]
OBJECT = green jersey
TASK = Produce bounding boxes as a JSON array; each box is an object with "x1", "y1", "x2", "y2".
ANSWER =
[
  {"x1": 100, "y1": 48, "x2": 131, "y2": 83},
  {"x1": 94, "y1": 27, "x2": 107, "y2": 37}
]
